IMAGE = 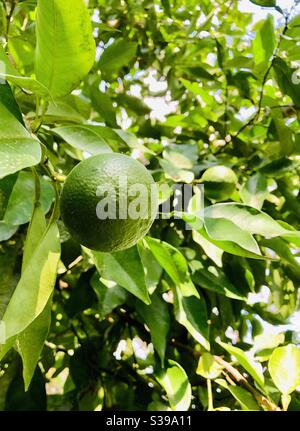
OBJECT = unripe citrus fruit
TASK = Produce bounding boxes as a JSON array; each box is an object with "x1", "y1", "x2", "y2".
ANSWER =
[
  {"x1": 60, "y1": 153, "x2": 158, "y2": 252},
  {"x1": 201, "y1": 165, "x2": 237, "y2": 201}
]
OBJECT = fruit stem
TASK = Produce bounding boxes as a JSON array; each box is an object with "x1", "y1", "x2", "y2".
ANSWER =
[
  {"x1": 32, "y1": 99, "x2": 49, "y2": 133},
  {"x1": 48, "y1": 179, "x2": 60, "y2": 227},
  {"x1": 42, "y1": 158, "x2": 66, "y2": 183},
  {"x1": 41, "y1": 160, "x2": 61, "y2": 226},
  {"x1": 31, "y1": 167, "x2": 41, "y2": 207}
]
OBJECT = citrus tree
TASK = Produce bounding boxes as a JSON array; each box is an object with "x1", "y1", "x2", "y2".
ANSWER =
[{"x1": 0, "y1": 0, "x2": 300, "y2": 411}]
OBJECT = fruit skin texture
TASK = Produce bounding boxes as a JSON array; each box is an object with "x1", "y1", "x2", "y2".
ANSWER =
[
  {"x1": 60, "y1": 153, "x2": 158, "y2": 252},
  {"x1": 201, "y1": 165, "x2": 238, "y2": 201}
]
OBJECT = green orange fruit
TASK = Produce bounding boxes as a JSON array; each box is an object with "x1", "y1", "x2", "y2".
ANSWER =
[
  {"x1": 201, "y1": 165, "x2": 237, "y2": 201},
  {"x1": 60, "y1": 153, "x2": 158, "y2": 252}
]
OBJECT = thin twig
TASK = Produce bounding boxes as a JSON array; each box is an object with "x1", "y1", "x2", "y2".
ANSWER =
[
  {"x1": 234, "y1": 6, "x2": 294, "y2": 140},
  {"x1": 270, "y1": 104, "x2": 297, "y2": 109},
  {"x1": 224, "y1": 0, "x2": 234, "y2": 16},
  {"x1": 170, "y1": 339, "x2": 200, "y2": 357},
  {"x1": 42, "y1": 158, "x2": 66, "y2": 183},
  {"x1": 5, "y1": 0, "x2": 16, "y2": 41},
  {"x1": 224, "y1": 75, "x2": 229, "y2": 137},
  {"x1": 32, "y1": 100, "x2": 49, "y2": 133},
  {"x1": 214, "y1": 355, "x2": 280, "y2": 411},
  {"x1": 31, "y1": 167, "x2": 41, "y2": 206},
  {"x1": 222, "y1": 370, "x2": 236, "y2": 386}
]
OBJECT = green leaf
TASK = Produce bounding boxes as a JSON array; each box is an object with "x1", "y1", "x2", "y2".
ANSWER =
[
  {"x1": 35, "y1": 0, "x2": 95, "y2": 98},
  {"x1": 113, "y1": 129, "x2": 155, "y2": 154},
  {"x1": 5, "y1": 365, "x2": 47, "y2": 411},
  {"x1": 227, "y1": 386, "x2": 260, "y2": 411},
  {"x1": 268, "y1": 344, "x2": 300, "y2": 395},
  {"x1": 0, "y1": 173, "x2": 18, "y2": 219},
  {"x1": 22, "y1": 203, "x2": 46, "y2": 273},
  {"x1": 175, "y1": 286, "x2": 209, "y2": 350},
  {"x1": 15, "y1": 201, "x2": 51, "y2": 390},
  {"x1": 145, "y1": 237, "x2": 210, "y2": 350},
  {"x1": 0, "y1": 45, "x2": 49, "y2": 96},
  {"x1": 16, "y1": 296, "x2": 52, "y2": 390},
  {"x1": 155, "y1": 360, "x2": 191, "y2": 411},
  {"x1": 0, "y1": 1, "x2": 6, "y2": 36},
  {"x1": 225, "y1": 56, "x2": 254, "y2": 69},
  {"x1": 90, "y1": 273, "x2": 128, "y2": 320},
  {"x1": 253, "y1": 333, "x2": 284, "y2": 355},
  {"x1": 41, "y1": 100, "x2": 85, "y2": 124},
  {"x1": 75, "y1": 126, "x2": 120, "y2": 150},
  {"x1": 2, "y1": 222, "x2": 60, "y2": 341},
  {"x1": 192, "y1": 230, "x2": 223, "y2": 267},
  {"x1": 240, "y1": 173, "x2": 268, "y2": 210},
  {"x1": 217, "y1": 380, "x2": 260, "y2": 410},
  {"x1": 0, "y1": 243, "x2": 18, "y2": 320},
  {"x1": 116, "y1": 93, "x2": 151, "y2": 116},
  {"x1": 272, "y1": 116, "x2": 294, "y2": 156},
  {"x1": 0, "y1": 222, "x2": 17, "y2": 242},
  {"x1": 93, "y1": 246, "x2": 150, "y2": 304},
  {"x1": 8, "y1": 34, "x2": 35, "y2": 70},
  {"x1": 54, "y1": 124, "x2": 152, "y2": 154},
  {"x1": 259, "y1": 158, "x2": 298, "y2": 178},
  {"x1": 64, "y1": 271, "x2": 97, "y2": 317},
  {"x1": 135, "y1": 289, "x2": 170, "y2": 365},
  {"x1": 0, "y1": 80, "x2": 24, "y2": 124},
  {"x1": 192, "y1": 268, "x2": 246, "y2": 301},
  {"x1": 204, "y1": 217, "x2": 261, "y2": 256},
  {"x1": 182, "y1": 210, "x2": 264, "y2": 259},
  {"x1": 252, "y1": 15, "x2": 275, "y2": 65},
  {"x1": 138, "y1": 243, "x2": 163, "y2": 294},
  {"x1": 160, "y1": 158, "x2": 194, "y2": 183},
  {"x1": 62, "y1": 94, "x2": 91, "y2": 118},
  {"x1": 204, "y1": 203, "x2": 288, "y2": 238},
  {"x1": 218, "y1": 341, "x2": 265, "y2": 388},
  {"x1": 279, "y1": 230, "x2": 300, "y2": 249},
  {"x1": 97, "y1": 23, "x2": 121, "y2": 34},
  {"x1": 285, "y1": 14, "x2": 300, "y2": 39},
  {"x1": 0, "y1": 102, "x2": 41, "y2": 179},
  {"x1": 91, "y1": 89, "x2": 117, "y2": 127},
  {"x1": 180, "y1": 78, "x2": 215, "y2": 105},
  {"x1": 0, "y1": 361, "x2": 17, "y2": 411},
  {"x1": 145, "y1": 238, "x2": 183, "y2": 285},
  {"x1": 164, "y1": 143, "x2": 198, "y2": 169},
  {"x1": 0, "y1": 336, "x2": 15, "y2": 362},
  {"x1": 4, "y1": 171, "x2": 54, "y2": 226},
  {"x1": 98, "y1": 38, "x2": 137, "y2": 75},
  {"x1": 250, "y1": 0, "x2": 276, "y2": 6},
  {"x1": 273, "y1": 58, "x2": 300, "y2": 107},
  {"x1": 161, "y1": 0, "x2": 172, "y2": 17},
  {"x1": 53, "y1": 125, "x2": 113, "y2": 156},
  {"x1": 78, "y1": 384, "x2": 104, "y2": 411},
  {"x1": 196, "y1": 353, "x2": 223, "y2": 379},
  {"x1": 180, "y1": 66, "x2": 217, "y2": 82},
  {"x1": 260, "y1": 237, "x2": 300, "y2": 278},
  {"x1": 193, "y1": 225, "x2": 262, "y2": 259},
  {"x1": 216, "y1": 38, "x2": 225, "y2": 69}
]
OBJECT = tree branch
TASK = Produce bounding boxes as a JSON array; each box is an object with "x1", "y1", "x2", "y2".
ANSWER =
[
  {"x1": 170, "y1": 339, "x2": 280, "y2": 411},
  {"x1": 5, "y1": 0, "x2": 16, "y2": 41},
  {"x1": 213, "y1": 355, "x2": 280, "y2": 411},
  {"x1": 233, "y1": 6, "x2": 294, "y2": 140}
]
